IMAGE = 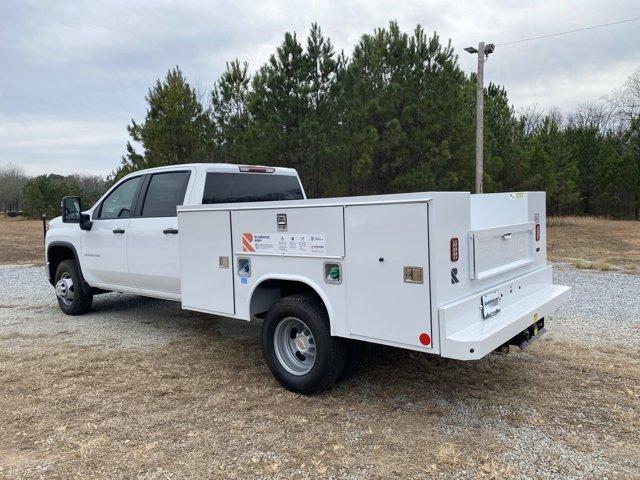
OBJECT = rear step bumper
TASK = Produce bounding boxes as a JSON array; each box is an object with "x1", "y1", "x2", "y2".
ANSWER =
[{"x1": 438, "y1": 267, "x2": 571, "y2": 360}]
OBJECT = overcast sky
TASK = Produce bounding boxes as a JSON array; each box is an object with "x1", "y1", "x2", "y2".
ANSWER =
[{"x1": 1, "y1": 0, "x2": 639, "y2": 177}]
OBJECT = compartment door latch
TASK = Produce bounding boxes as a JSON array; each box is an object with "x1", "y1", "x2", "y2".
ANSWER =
[
  {"x1": 403, "y1": 266, "x2": 424, "y2": 284},
  {"x1": 277, "y1": 213, "x2": 287, "y2": 231}
]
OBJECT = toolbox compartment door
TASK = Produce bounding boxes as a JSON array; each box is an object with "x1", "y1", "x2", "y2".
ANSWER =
[
  {"x1": 344, "y1": 202, "x2": 432, "y2": 349},
  {"x1": 469, "y1": 222, "x2": 535, "y2": 280},
  {"x1": 178, "y1": 210, "x2": 235, "y2": 315}
]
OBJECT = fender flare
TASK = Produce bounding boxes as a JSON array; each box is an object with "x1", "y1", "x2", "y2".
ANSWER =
[{"x1": 47, "y1": 241, "x2": 92, "y2": 295}]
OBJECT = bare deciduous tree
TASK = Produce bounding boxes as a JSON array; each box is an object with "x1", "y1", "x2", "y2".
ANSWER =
[
  {"x1": 0, "y1": 164, "x2": 28, "y2": 213},
  {"x1": 606, "y1": 68, "x2": 640, "y2": 128},
  {"x1": 518, "y1": 104, "x2": 545, "y2": 135},
  {"x1": 68, "y1": 174, "x2": 108, "y2": 198},
  {"x1": 567, "y1": 102, "x2": 616, "y2": 134}
]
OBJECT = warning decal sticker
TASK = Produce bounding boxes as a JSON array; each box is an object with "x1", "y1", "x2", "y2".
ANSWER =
[
  {"x1": 242, "y1": 233, "x2": 326, "y2": 256},
  {"x1": 241, "y1": 233, "x2": 255, "y2": 252}
]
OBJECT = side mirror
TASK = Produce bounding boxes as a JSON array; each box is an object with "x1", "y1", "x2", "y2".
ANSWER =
[
  {"x1": 62, "y1": 196, "x2": 81, "y2": 223},
  {"x1": 61, "y1": 196, "x2": 92, "y2": 231}
]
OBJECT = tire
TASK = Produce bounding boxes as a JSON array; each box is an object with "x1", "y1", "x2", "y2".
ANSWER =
[
  {"x1": 262, "y1": 294, "x2": 347, "y2": 394},
  {"x1": 339, "y1": 340, "x2": 368, "y2": 381},
  {"x1": 54, "y1": 259, "x2": 93, "y2": 315}
]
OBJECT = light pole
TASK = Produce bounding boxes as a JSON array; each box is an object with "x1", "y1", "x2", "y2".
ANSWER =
[{"x1": 465, "y1": 42, "x2": 494, "y2": 194}]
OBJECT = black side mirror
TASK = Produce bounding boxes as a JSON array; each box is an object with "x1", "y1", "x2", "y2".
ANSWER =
[
  {"x1": 62, "y1": 196, "x2": 81, "y2": 223},
  {"x1": 61, "y1": 196, "x2": 92, "y2": 231},
  {"x1": 80, "y1": 213, "x2": 93, "y2": 231}
]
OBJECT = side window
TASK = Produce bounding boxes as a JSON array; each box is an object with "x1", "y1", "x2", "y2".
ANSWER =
[
  {"x1": 97, "y1": 176, "x2": 142, "y2": 219},
  {"x1": 141, "y1": 171, "x2": 191, "y2": 218}
]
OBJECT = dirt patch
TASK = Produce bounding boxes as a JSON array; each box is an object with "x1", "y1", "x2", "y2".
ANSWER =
[
  {"x1": 0, "y1": 216, "x2": 44, "y2": 266},
  {"x1": 548, "y1": 216, "x2": 640, "y2": 273},
  {"x1": 1, "y1": 331, "x2": 638, "y2": 479}
]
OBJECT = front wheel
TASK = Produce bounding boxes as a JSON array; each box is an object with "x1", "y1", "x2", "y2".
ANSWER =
[
  {"x1": 54, "y1": 259, "x2": 93, "y2": 315},
  {"x1": 262, "y1": 294, "x2": 347, "y2": 394}
]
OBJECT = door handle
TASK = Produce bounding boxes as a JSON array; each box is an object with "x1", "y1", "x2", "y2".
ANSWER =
[
  {"x1": 163, "y1": 228, "x2": 179, "y2": 234},
  {"x1": 502, "y1": 233, "x2": 512, "y2": 240},
  {"x1": 112, "y1": 228, "x2": 125, "y2": 234}
]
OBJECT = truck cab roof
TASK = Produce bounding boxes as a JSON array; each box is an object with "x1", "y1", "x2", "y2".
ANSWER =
[{"x1": 119, "y1": 163, "x2": 300, "y2": 181}]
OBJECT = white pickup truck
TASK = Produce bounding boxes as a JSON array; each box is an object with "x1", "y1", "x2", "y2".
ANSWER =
[{"x1": 46, "y1": 163, "x2": 570, "y2": 393}]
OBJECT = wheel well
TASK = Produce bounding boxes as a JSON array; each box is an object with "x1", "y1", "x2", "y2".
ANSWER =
[
  {"x1": 250, "y1": 279, "x2": 327, "y2": 319},
  {"x1": 47, "y1": 245, "x2": 76, "y2": 285}
]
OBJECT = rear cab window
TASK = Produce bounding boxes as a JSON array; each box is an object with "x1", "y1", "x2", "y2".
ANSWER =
[
  {"x1": 202, "y1": 172, "x2": 304, "y2": 204},
  {"x1": 141, "y1": 171, "x2": 191, "y2": 217}
]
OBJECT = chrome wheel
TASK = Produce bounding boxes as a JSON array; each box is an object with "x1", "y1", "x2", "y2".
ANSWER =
[
  {"x1": 55, "y1": 272, "x2": 74, "y2": 306},
  {"x1": 273, "y1": 317, "x2": 317, "y2": 376}
]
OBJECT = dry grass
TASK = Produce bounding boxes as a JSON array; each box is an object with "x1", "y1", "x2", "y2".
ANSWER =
[
  {"x1": 0, "y1": 215, "x2": 639, "y2": 477},
  {"x1": 548, "y1": 216, "x2": 640, "y2": 273},
  {"x1": 0, "y1": 216, "x2": 44, "y2": 265},
  {"x1": 0, "y1": 329, "x2": 638, "y2": 479},
  {"x1": 572, "y1": 258, "x2": 614, "y2": 271}
]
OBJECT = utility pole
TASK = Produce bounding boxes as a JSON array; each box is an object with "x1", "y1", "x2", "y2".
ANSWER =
[{"x1": 465, "y1": 42, "x2": 494, "y2": 194}]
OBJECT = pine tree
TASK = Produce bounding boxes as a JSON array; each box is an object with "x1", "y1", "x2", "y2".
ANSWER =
[
  {"x1": 113, "y1": 67, "x2": 211, "y2": 179},
  {"x1": 215, "y1": 25, "x2": 344, "y2": 197},
  {"x1": 211, "y1": 59, "x2": 252, "y2": 163},
  {"x1": 337, "y1": 22, "x2": 473, "y2": 195}
]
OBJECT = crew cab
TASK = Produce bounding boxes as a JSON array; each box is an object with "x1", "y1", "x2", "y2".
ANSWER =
[{"x1": 46, "y1": 163, "x2": 570, "y2": 393}]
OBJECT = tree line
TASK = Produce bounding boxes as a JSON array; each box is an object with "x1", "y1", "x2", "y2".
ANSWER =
[
  {"x1": 8, "y1": 22, "x2": 640, "y2": 219},
  {"x1": 115, "y1": 22, "x2": 640, "y2": 218},
  {"x1": 0, "y1": 165, "x2": 107, "y2": 219}
]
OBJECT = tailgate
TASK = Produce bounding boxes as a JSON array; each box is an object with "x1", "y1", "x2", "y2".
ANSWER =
[{"x1": 469, "y1": 222, "x2": 535, "y2": 280}]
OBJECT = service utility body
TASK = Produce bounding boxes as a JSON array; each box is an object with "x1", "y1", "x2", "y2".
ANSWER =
[{"x1": 45, "y1": 163, "x2": 571, "y2": 393}]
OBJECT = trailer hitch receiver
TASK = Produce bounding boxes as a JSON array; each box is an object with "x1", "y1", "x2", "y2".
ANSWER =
[{"x1": 509, "y1": 318, "x2": 546, "y2": 350}]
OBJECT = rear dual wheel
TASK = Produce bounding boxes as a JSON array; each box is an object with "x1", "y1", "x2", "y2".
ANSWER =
[{"x1": 262, "y1": 294, "x2": 349, "y2": 394}]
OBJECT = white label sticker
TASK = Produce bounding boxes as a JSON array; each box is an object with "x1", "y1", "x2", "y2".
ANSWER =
[{"x1": 242, "y1": 233, "x2": 326, "y2": 256}]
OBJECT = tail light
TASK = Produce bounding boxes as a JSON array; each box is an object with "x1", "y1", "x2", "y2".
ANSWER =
[
  {"x1": 450, "y1": 237, "x2": 459, "y2": 262},
  {"x1": 535, "y1": 224, "x2": 541, "y2": 241}
]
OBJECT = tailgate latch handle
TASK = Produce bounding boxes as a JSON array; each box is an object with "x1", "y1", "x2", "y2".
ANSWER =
[{"x1": 502, "y1": 233, "x2": 512, "y2": 240}]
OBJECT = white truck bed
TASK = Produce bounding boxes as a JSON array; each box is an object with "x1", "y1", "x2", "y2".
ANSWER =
[{"x1": 177, "y1": 191, "x2": 570, "y2": 360}]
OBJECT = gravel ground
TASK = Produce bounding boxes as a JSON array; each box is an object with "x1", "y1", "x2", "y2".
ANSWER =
[
  {"x1": 552, "y1": 263, "x2": 640, "y2": 348},
  {"x1": 1, "y1": 264, "x2": 638, "y2": 479},
  {"x1": 0, "y1": 265, "x2": 256, "y2": 350},
  {"x1": 1, "y1": 263, "x2": 637, "y2": 351}
]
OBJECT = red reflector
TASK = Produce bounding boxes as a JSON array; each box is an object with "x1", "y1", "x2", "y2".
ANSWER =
[
  {"x1": 239, "y1": 166, "x2": 275, "y2": 173},
  {"x1": 419, "y1": 333, "x2": 431, "y2": 346},
  {"x1": 450, "y1": 237, "x2": 459, "y2": 262},
  {"x1": 535, "y1": 224, "x2": 541, "y2": 241}
]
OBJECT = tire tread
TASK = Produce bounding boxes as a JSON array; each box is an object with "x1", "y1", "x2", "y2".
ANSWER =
[
  {"x1": 55, "y1": 259, "x2": 92, "y2": 315},
  {"x1": 262, "y1": 293, "x2": 346, "y2": 394}
]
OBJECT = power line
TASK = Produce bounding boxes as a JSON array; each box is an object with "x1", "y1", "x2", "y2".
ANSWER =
[{"x1": 496, "y1": 15, "x2": 640, "y2": 46}]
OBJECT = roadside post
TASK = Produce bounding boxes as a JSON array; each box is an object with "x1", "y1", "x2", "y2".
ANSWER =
[{"x1": 464, "y1": 42, "x2": 495, "y2": 194}]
